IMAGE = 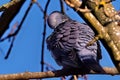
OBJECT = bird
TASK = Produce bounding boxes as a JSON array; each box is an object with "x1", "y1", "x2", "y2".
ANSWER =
[{"x1": 46, "y1": 11, "x2": 105, "y2": 73}]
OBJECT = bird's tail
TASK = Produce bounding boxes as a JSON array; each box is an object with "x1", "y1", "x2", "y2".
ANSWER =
[{"x1": 82, "y1": 59, "x2": 105, "y2": 73}]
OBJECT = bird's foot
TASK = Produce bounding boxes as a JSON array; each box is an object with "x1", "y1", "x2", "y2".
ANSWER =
[{"x1": 73, "y1": 75, "x2": 78, "y2": 80}]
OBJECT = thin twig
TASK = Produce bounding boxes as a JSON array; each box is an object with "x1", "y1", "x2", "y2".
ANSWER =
[
  {"x1": 1, "y1": 1, "x2": 33, "y2": 40},
  {"x1": 2, "y1": 1, "x2": 33, "y2": 59},
  {"x1": 0, "y1": 22, "x2": 19, "y2": 42},
  {"x1": 13, "y1": 2, "x2": 33, "y2": 36},
  {"x1": 41, "y1": 0, "x2": 50, "y2": 72},
  {"x1": 4, "y1": 36, "x2": 15, "y2": 59},
  {"x1": 60, "y1": 0, "x2": 65, "y2": 14},
  {"x1": 3, "y1": 22, "x2": 18, "y2": 59},
  {"x1": 0, "y1": 0, "x2": 25, "y2": 38},
  {"x1": 35, "y1": 1, "x2": 44, "y2": 14}
]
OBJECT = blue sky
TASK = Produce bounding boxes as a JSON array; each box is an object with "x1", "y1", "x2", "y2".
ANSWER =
[{"x1": 0, "y1": 0, "x2": 120, "y2": 80}]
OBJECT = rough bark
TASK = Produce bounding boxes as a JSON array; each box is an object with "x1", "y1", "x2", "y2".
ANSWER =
[
  {"x1": 0, "y1": 0, "x2": 25, "y2": 38},
  {"x1": 64, "y1": 0, "x2": 120, "y2": 72},
  {"x1": 0, "y1": 67, "x2": 119, "y2": 80}
]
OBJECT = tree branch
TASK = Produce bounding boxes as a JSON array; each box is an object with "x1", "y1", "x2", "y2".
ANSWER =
[
  {"x1": 59, "y1": 0, "x2": 65, "y2": 14},
  {"x1": 40, "y1": 0, "x2": 50, "y2": 72},
  {"x1": 0, "y1": 0, "x2": 23, "y2": 11},
  {"x1": 0, "y1": 1, "x2": 33, "y2": 59},
  {"x1": 64, "y1": 0, "x2": 120, "y2": 72},
  {"x1": 0, "y1": 67, "x2": 119, "y2": 80},
  {"x1": 0, "y1": 0, "x2": 25, "y2": 38}
]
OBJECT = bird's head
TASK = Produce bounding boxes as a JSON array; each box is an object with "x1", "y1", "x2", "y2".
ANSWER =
[{"x1": 47, "y1": 11, "x2": 69, "y2": 29}]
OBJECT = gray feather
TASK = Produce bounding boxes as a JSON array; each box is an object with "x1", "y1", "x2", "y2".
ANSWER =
[{"x1": 46, "y1": 11, "x2": 105, "y2": 73}]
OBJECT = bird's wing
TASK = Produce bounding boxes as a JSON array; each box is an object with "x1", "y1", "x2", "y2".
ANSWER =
[
  {"x1": 46, "y1": 20, "x2": 103, "y2": 70},
  {"x1": 46, "y1": 20, "x2": 82, "y2": 68}
]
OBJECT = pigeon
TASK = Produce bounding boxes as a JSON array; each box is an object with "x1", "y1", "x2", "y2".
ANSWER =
[{"x1": 46, "y1": 11, "x2": 105, "y2": 73}]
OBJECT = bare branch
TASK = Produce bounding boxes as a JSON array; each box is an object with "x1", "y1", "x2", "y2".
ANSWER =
[
  {"x1": 64, "y1": 0, "x2": 120, "y2": 72},
  {"x1": 33, "y1": 0, "x2": 44, "y2": 14},
  {"x1": 0, "y1": 0, "x2": 24, "y2": 11},
  {"x1": 0, "y1": 22, "x2": 19, "y2": 42},
  {"x1": 4, "y1": 36, "x2": 15, "y2": 59},
  {"x1": 3, "y1": 22, "x2": 18, "y2": 59},
  {"x1": 59, "y1": 0, "x2": 65, "y2": 14},
  {"x1": 40, "y1": 0, "x2": 50, "y2": 72},
  {"x1": 0, "y1": 0, "x2": 25, "y2": 38},
  {"x1": 0, "y1": 1, "x2": 33, "y2": 59},
  {"x1": 0, "y1": 67, "x2": 119, "y2": 80}
]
